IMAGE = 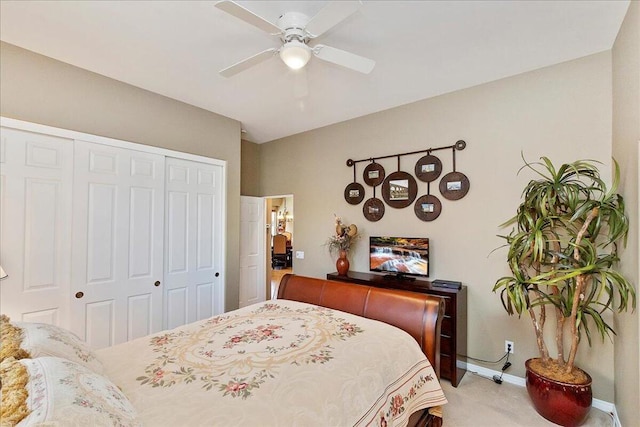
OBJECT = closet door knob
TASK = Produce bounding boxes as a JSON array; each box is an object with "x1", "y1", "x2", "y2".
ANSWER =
[
  {"x1": 75, "y1": 291, "x2": 84, "y2": 299},
  {"x1": 154, "y1": 281, "x2": 161, "y2": 287},
  {"x1": 215, "y1": 272, "x2": 219, "y2": 277}
]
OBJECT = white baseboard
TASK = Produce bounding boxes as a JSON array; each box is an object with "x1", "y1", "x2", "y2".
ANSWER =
[
  {"x1": 611, "y1": 406, "x2": 622, "y2": 427},
  {"x1": 465, "y1": 363, "x2": 620, "y2": 426}
]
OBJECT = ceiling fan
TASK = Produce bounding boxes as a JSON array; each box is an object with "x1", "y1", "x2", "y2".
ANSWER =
[{"x1": 215, "y1": 0, "x2": 375, "y2": 77}]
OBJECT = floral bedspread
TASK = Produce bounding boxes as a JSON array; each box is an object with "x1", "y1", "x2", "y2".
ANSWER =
[{"x1": 97, "y1": 300, "x2": 447, "y2": 426}]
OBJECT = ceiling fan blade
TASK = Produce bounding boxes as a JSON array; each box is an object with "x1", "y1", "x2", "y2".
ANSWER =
[
  {"x1": 313, "y1": 44, "x2": 375, "y2": 74},
  {"x1": 305, "y1": 1, "x2": 362, "y2": 38},
  {"x1": 215, "y1": 0, "x2": 281, "y2": 35},
  {"x1": 219, "y1": 48, "x2": 277, "y2": 78}
]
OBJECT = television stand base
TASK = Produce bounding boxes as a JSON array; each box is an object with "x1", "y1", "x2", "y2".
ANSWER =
[{"x1": 383, "y1": 273, "x2": 416, "y2": 282}]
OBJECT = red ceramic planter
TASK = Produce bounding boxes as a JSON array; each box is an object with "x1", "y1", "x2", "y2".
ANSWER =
[{"x1": 525, "y1": 359, "x2": 592, "y2": 427}]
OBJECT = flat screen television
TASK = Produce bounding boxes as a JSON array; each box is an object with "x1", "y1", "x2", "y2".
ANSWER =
[{"x1": 369, "y1": 236, "x2": 429, "y2": 279}]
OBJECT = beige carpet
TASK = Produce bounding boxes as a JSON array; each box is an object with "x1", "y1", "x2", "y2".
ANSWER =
[{"x1": 440, "y1": 372, "x2": 614, "y2": 426}]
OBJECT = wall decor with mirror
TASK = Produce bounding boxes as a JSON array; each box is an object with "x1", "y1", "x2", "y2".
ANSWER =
[{"x1": 344, "y1": 140, "x2": 469, "y2": 222}]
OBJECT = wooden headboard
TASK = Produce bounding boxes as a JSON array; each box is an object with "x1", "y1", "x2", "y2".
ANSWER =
[{"x1": 277, "y1": 274, "x2": 444, "y2": 378}]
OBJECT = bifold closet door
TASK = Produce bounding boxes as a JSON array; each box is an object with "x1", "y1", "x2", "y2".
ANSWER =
[
  {"x1": 70, "y1": 141, "x2": 165, "y2": 349},
  {"x1": 164, "y1": 157, "x2": 224, "y2": 330},
  {"x1": 0, "y1": 128, "x2": 73, "y2": 325}
]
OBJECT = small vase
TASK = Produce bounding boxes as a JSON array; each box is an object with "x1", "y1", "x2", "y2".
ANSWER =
[{"x1": 336, "y1": 250, "x2": 349, "y2": 276}]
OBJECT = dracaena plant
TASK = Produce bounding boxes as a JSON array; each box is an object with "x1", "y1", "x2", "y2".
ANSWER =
[{"x1": 493, "y1": 156, "x2": 635, "y2": 378}]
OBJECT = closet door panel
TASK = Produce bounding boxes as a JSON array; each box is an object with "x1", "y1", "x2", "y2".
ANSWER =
[
  {"x1": 197, "y1": 283, "x2": 214, "y2": 319},
  {"x1": 85, "y1": 300, "x2": 115, "y2": 350},
  {"x1": 197, "y1": 193, "x2": 214, "y2": 270},
  {"x1": 165, "y1": 188, "x2": 189, "y2": 328},
  {"x1": 87, "y1": 183, "x2": 117, "y2": 283},
  {"x1": 129, "y1": 186, "x2": 154, "y2": 278},
  {"x1": 167, "y1": 190, "x2": 189, "y2": 273},
  {"x1": 72, "y1": 141, "x2": 165, "y2": 348},
  {"x1": 164, "y1": 158, "x2": 223, "y2": 328},
  {"x1": 0, "y1": 128, "x2": 73, "y2": 325},
  {"x1": 22, "y1": 309, "x2": 59, "y2": 325},
  {"x1": 128, "y1": 293, "x2": 152, "y2": 340},
  {"x1": 166, "y1": 287, "x2": 188, "y2": 329},
  {"x1": 24, "y1": 179, "x2": 59, "y2": 288}
]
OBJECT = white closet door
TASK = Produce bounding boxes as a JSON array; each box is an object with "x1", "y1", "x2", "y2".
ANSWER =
[
  {"x1": 165, "y1": 157, "x2": 224, "y2": 329},
  {"x1": 0, "y1": 128, "x2": 73, "y2": 325},
  {"x1": 71, "y1": 141, "x2": 165, "y2": 348},
  {"x1": 239, "y1": 196, "x2": 266, "y2": 308}
]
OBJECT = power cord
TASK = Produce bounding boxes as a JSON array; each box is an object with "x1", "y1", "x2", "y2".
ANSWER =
[
  {"x1": 492, "y1": 351, "x2": 512, "y2": 384},
  {"x1": 463, "y1": 345, "x2": 513, "y2": 385},
  {"x1": 459, "y1": 352, "x2": 508, "y2": 365}
]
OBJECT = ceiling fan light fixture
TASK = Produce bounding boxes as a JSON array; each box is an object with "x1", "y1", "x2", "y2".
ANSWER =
[{"x1": 279, "y1": 40, "x2": 311, "y2": 70}]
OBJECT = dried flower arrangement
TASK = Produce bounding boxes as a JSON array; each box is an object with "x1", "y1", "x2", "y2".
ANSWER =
[{"x1": 326, "y1": 215, "x2": 359, "y2": 257}]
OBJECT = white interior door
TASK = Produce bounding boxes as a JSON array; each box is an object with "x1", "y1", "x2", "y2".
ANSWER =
[
  {"x1": 164, "y1": 157, "x2": 224, "y2": 329},
  {"x1": 0, "y1": 128, "x2": 73, "y2": 325},
  {"x1": 71, "y1": 141, "x2": 165, "y2": 348},
  {"x1": 239, "y1": 196, "x2": 266, "y2": 308}
]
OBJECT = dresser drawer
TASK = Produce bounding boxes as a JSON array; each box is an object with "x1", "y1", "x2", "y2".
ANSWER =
[
  {"x1": 439, "y1": 353, "x2": 452, "y2": 379},
  {"x1": 441, "y1": 316, "x2": 453, "y2": 335},
  {"x1": 440, "y1": 334, "x2": 452, "y2": 354},
  {"x1": 440, "y1": 296, "x2": 453, "y2": 316}
]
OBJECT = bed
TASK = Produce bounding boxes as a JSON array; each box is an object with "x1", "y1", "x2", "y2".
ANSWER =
[{"x1": 0, "y1": 275, "x2": 447, "y2": 426}]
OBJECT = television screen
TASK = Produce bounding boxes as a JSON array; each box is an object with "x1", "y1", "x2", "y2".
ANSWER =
[{"x1": 370, "y1": 236, "x2": 429, "y2": 277}]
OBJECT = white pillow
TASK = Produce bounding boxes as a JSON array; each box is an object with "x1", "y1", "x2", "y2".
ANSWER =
[
  {"x1": 0, "y1": 356, "x2": 140, "y2": 427},
  {"x1": 14, "y1": 320, "x2": 104, "y2": 374}
]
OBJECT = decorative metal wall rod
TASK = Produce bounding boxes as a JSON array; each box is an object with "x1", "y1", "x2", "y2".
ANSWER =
[{"x1": 346, "y1": 140, "x2": 466, "y2": 166}]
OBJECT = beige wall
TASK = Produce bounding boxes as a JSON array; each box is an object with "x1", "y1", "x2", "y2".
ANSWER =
[
  {"x1": 241, "y1": 139, "x2": 261, "y2": 196},
  {"x1": 260, "y1": 52, "x2": 621, "y2": 401},
  {"x1": 612, "y1": 1, "x2": 640, "y2": 424},
  {"x1": 0, "y1": 42, "x2": 243, "y2": 311}
]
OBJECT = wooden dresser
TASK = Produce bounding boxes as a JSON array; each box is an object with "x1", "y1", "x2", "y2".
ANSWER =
[{"x1": 327, "y1": 271, "x2": 467, "y2": 387}]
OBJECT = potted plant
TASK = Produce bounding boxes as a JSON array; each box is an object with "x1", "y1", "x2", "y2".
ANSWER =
[{"x1": 493, "y1": 156, "x2": 635, "y2": 427}]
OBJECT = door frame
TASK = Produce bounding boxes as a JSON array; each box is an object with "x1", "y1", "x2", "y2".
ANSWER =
[{"x1": 264, "y1": 194, "x2": 294, "y2": 297}]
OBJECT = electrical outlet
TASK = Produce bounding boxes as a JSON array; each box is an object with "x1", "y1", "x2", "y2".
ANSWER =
[{"x1": 505, "y1": 340, "x2": 514, "y2": 354}]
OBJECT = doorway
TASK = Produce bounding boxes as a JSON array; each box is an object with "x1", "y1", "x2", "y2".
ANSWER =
[{"x1": 266, "y1": 195, "x2": 294, "y2": 299}]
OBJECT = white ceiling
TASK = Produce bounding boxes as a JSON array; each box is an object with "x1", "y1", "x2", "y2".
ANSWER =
[{"x1": 0, "y1": 1, "x2": 630, "y2": 143}]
